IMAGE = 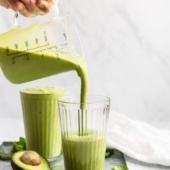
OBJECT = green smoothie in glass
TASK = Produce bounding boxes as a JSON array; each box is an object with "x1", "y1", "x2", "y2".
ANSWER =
[
  {"x1": 62, "y1": 131, "x2": 106, "y2": 170},
  {"x1": 20, "y1": 86, "x2": 65, "y2": 159}
]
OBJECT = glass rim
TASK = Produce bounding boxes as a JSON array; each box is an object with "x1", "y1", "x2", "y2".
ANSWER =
[{"x1": 58, "y1": 94, "x2": 110, "y2": 105}]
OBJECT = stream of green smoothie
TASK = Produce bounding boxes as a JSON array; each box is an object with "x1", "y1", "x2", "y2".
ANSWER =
[
  {"x1": 0, "y1": 25, "x2": 88, "y2": 135},
  {"x1": 0, "y1": 22, "x2": 88, "y2": 105}
]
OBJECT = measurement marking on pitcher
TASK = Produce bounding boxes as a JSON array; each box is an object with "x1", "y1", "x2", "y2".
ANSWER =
[
  {"x1": 11, "y1": 46, "x2": 59, "y2": 61},
  {"x1": 6, "y1": 31, "x2": 49, "y2": 56},
  {"x1": 6, "y1": 42, "x2": 50, "y2": 56},
  {"x1": 5, "y1": 30, "x2": 70, "y2": 64}
]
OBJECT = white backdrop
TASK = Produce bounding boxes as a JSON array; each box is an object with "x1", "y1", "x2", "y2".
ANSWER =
[{"x1": 0, "y1": 0, "x2": 170, "y2": 131}]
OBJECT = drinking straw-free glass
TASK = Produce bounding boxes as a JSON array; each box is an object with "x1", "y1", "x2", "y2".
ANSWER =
[
  {"x1": 20, "y1": 86, "x2": 65, "y2": 160},
  {"x1": 58, "y1": 95, "x2": 110, "y2": 170}
]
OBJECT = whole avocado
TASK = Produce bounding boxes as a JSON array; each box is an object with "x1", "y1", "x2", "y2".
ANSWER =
[{"x1": 11, "y1": 150, "x2": 50, "y2": 170}]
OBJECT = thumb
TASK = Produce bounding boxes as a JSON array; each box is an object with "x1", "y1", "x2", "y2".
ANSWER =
[{"x1": 0, "y1": 0, "x2": 10, "y2": 8}]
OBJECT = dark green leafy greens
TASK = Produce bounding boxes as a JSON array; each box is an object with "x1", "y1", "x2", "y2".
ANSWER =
[
  {"x1": 105, "y1": 149, "x2": 129, "y2": 170},
  {"x1": 12, "y1": 137, "x2": 26, "y2": 153},
  {"x1": 105, "y1": 148, "x2": 114, "y2": 158},
  {"x1": 112, "y1": 165, "x2": 129, "y2": 170},
  {"x1": 0, "y1": 137, "x2": 26, "y2": 160}
]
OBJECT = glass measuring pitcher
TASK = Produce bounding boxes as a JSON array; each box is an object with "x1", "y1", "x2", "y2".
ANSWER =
[{"x1": 0, "y1": 14, "x2": 86, "y2": 84}]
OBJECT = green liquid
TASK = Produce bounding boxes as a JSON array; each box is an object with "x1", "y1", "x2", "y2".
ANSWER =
[
  {"x1": 62, "y1": 131, "x2": 106, "y2": 170},
  {"x1": 0, "y1": 48, "x2": 88, "y2": 104},
  {"x1": 20, "y1": 86, "x2": 65, "y2": 158}
]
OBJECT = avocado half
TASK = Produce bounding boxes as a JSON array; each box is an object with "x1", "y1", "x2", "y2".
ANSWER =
[{"x1": 11, "y1": 151, "x2": 50, "y2": 170}]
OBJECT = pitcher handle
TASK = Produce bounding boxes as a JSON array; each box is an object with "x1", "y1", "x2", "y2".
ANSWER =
[{"x1": 13, "y1": 12, "x2": 19, "y2": 28}]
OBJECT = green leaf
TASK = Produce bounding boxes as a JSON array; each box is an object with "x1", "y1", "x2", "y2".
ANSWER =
[
  {"x1": 105, "y1": 148, "x2": 114, "y2": 158},
  {"x1": 0, "y1": 137, "x2": 26, "y2": 160},
  {"x1": 12, "y1": 137, "x2": 26, "y2": 153},
  {"x1": 112, "y1": 165, "x2": 129, "y2": 170}
]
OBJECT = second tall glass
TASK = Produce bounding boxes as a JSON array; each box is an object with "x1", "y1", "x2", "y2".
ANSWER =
[{"x1": 20, "y1": 86, "x2": 65, "y2": 160}]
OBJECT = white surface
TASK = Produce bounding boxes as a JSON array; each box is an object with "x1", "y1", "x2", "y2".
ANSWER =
[{"x1": 0, "y1": 0, "x2": 170, "y2": 169}]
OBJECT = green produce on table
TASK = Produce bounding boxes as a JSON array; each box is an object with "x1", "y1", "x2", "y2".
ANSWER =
[
  {"x1": 105, "y1": 148, "x2": 114, "y2": 158},
  {"x1": 12, "y1": 137, "x2": 26, "y2": 153},
  {"x1": 0, "y1": 137, "x2": 26, "y2": 160},
  {"x1": 112, "y1": 165, "x2": 129, "y2": 170},
  {"x1": 11, "y1": 150, "x2": 50, "y2": 170}
]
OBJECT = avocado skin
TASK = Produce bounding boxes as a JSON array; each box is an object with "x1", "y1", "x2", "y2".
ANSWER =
[
  {"x1": 11, "y1": 160, "x2": 23, "y2": 170},
  {"x1": 11, "y1": 151, "x2": 50, "y2": 170}
]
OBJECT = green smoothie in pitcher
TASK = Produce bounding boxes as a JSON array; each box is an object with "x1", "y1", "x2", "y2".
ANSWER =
[
  {"x1": 20, "y1": 86, "x2": 65, "y2": 159},
  {"x1": 0, "y1": 18, "x2": 88, "y2": 104}
]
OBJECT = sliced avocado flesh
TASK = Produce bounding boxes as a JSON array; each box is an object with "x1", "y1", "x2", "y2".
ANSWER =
[{"x1": 11, "y1": 151, "x2": 50, "y2": 170}]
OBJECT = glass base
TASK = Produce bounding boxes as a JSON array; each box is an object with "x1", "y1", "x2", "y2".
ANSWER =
[
  {"x1": 47, "y1": 156, "x2": 58, "y2": 163},
  {"x1": 47, "y1": 154, "x2": 64, "y2": 170}
]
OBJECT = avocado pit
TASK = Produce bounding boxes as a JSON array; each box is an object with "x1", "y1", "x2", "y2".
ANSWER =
[{"x1": 20, "y1": 151, "x2": 41, "y2": 166}]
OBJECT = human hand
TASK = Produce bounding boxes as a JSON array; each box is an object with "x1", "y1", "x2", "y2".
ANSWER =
[{"x1": 0, "y1": 0, "x2": 56, "y2": 17}]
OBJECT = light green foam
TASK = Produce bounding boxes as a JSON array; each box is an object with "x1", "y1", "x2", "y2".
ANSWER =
[{"x1": 22, "y1": 85, "x2": 65, "y2": 94}]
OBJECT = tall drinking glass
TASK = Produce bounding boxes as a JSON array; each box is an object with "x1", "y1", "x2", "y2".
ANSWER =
[
  {"x1": 58, "y1": 95, "x2": 110, "y2": 170},
  {"x1": 20, "y1": 86, "x2": 65, "y2": 160}
]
